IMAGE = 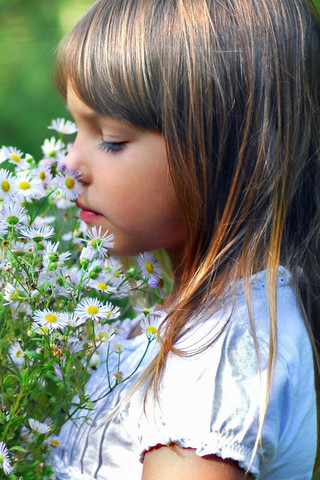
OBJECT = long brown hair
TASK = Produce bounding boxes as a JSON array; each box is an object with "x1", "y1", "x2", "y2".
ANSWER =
[{"x1": 55, "y1": 0, "x2": 320, "y2": 466}]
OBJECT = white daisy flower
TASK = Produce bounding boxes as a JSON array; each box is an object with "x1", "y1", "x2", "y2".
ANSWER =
[
  {"x1": 137, "y1": 252, "x2": 162, "y2": 284},
  {"x1": 0, "y1": 145, "x2": 28, "y2": 169},
  {"x1": 19, "y1": 225, "x2": 54, "y2": 242},
  {"x1": 0, "y1": 202, "x2": 28, "y2": 227},
  {"x1": 103, "y1": 301, "x2": 121, "y2": 320},
  {"x1": 65, "y1": 335, "x2": 84, "y2": 353},
  {"x1": 134, "y1": 305, "x2": 153, "y2": 316},
  {"x1": 84, "y1": 226, "x2": 115, "y2": 257},
  {"x1": 9, "y1": 239, "x2": 31, "y2": 254},
  {"x1": 8, "y1": 341, "x2": 25, "y2": 365},
  {"x1": 48, "y1": 118, "x2": 78, "y2": 135},
  {"x1": 21, "y1": 425, "x2": 33, "y2": 443},
  {"x1": 140, "y1": 313, "x2": 164, "y2": 339},
  {"x1": 80, "y1": 245, "x2": 96, "y2": 266},
  {"x1": 35, "y1": 161, "x2": 53, "y2": 187},
  {"x1": 111, "y1": 337, "x2": 127, "y2": 354},
  {"x1": 89, "y1": 278, "x2": 117, "y2": 295},
  {"x1": 14, "y1": 171, "x2": 44, "y2": 200},
  {"x1": 104, "y1": 256, "x2": 123, "y2": 276},
  {"x1": 74, "y1": 298, "x2": 117, "y2": 323},
  {"x1": 63, "y1": 312, "x2": 86, "y2": 328},
  {"x1": 32, "y1": 214, "x2": 56, "y2": 228},
  {"x1": 109, "y1": 275, "x2": 131, "y2": 298},
  {"x1": 0, "y1": 169, "x2": 17, "y2": 199},
  {"x1": 41, "y1": 136, "x2": 65, "y2": 163},
  {"x1": 88, "y1": 351, "x2": 101, "y2": 371},
  {"x1": 3, "y1": 283, "x2": 21, "y2": 304},
  {"x1": 43, "y1": 241, "x2": 71, "y2": 269},
  {"x1": 44, "y1": 436, "x2": 62, "y2": 449},
  {"x1": 44, "y1": 417, "x2": 54, "y2": 431},
  {"x1": 28, "y1": 418, "x2": 51, "y2": 434},
  {"x1": 0, "y1": 441, "x2": 13, "y2": 475},
  {"x1": 55, "y1": 167, "x2": 82, "y2": 201},
  {"x1": 94, "y1": 324, "x2": 114, "y2": 343},
  {"x1": 33, "y1": 309, "x2": 69, "y2": 332},
  {"x1": 50, "y1": 191, "x2": 74, "y2": 209}
]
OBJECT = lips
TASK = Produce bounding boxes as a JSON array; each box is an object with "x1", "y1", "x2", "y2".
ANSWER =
[
  {"x1": 76, "y1": 200, "x2": 98, "y2": 214},
  {"x1": 76, "y1": 200, "x2": 102, "y2": 222}
]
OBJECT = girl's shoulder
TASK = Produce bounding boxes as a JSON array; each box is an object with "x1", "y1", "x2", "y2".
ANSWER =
[
  {"x1": 134, "y1": 268, "x2": 316, "y2": 479},
  {"x1": 175, "y1": 266, "x2": 307, "y2": 359}
]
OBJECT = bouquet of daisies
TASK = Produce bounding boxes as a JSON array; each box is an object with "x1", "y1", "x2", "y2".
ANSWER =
[{"x1": 0, "y1": 119, "x2": 164, "y2": 479}]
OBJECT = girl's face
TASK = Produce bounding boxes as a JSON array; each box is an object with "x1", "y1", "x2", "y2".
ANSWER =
[{"x1": 65, "y1": 89, "x2": 187, "y2": 259}]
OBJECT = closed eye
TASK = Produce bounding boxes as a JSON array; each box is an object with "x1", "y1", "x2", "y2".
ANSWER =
[{"x1": 98, "y1": 141, "x2": 126, "y2": 154}]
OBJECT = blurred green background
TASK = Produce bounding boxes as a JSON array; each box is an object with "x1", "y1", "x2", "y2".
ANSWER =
[{"x1": 0, "y1": 0, "x2": 92, "y2": 157}]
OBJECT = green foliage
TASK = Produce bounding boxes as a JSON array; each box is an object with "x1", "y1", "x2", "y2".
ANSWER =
[{"x1": 0, "y1": 0, "x2": 92, "y2": 155}]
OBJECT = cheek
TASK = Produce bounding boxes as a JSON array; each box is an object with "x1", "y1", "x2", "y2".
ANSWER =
[{"x1": 101, "y1": 169, "x2": 183, "y2": 233}]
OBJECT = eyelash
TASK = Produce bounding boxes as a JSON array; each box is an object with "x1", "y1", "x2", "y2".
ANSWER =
[{"x1": 98, "y1": 141, "x2": 126, "y2": 154}]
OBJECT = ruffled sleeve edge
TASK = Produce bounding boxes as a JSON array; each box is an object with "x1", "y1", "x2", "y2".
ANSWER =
[{"x1": 139, "y1": 435, "x2": 260, "y2": 477}]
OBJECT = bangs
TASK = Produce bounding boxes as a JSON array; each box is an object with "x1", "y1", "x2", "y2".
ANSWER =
[{"x1": 55, "y1": 0, "x2": 164, "y2": 129}]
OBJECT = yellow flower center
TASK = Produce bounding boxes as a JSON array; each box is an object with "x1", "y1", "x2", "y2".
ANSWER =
[
  {"x1": 65, "y1": 177, "x2": 75, "y2": 189},
  {"x1": 16, "y1": 349, "x2": 23, "y2": 357},
  {"x1": 39, "y1": 327, "x2": 49, "y2": 335},
  {"x1": 97, "y1": 282, "x2": 108, "y2": 290},
  {"x1": 145, "y1": 262, "x2": 154, "y2": 273},
  {"x1": 10, "y1": 153, "x2": 21, "y2": 163},
  {"x1": 45, "y1": 313, "x2": 58, "y2": 323},
  {"x1": 40, "y1": 171, "x2": 46, "y2": 181},
  {"x1": 98, "y1": 332, "x2": 110, "y2": 340},
  {"x1": 1, "y1": 180, "x2": 10, "y2": 192},
  {"x1": 87, "y1": 305, "x2": 99, "y2": 315},
  {"x1": 18, "y1": 181, "x2": 30, "y2": 190},
  {"x1": 146, "y1": 326, "x2": 157, "y2": 335},
  {"x1": 50, "y1": 439, "x2": 60, "y2": 446}
]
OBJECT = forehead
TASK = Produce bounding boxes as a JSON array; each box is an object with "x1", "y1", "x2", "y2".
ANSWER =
[{"x1": 66, "y1": 88, "x2": 100, "y2": 120}]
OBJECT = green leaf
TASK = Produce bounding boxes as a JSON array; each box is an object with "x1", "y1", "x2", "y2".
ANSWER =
[
  {"x1": 22, "y1": 368, "x2": 30, "y2": 384},
  {"x1": 25, "y1": 350, "x2": 43, "y2": 361},
  {"x1": 9, "y1": 445, "x2": 27, "y2": 452},
  {"x1": 3, "y1": 374, "x2": 19, "y2": 386}
]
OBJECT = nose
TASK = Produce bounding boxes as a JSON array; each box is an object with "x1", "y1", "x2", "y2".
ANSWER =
[
  {"x1": 64, "y1": 138, "x2": 80, "y2": 171},
  {"x1": 64, "y1": 136, "x2": 89, "y2": 182}
]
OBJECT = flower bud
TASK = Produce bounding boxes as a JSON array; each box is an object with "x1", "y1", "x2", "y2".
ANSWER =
[
  {"x1": 80, "y1": 258, "x2": 89, "y2": 268},
  {"x1": 48, "y1": 262, "x2": 58, "y2": 271},
  {"x1": 48, "y1": 253, "x2": 59, "y2": 262},
  {"x1": 88, "y1": 271, "x2": 98, "y2": 280}
]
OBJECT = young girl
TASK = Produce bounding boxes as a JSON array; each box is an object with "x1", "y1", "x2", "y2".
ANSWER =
[{"x1": 51, "y1": 0, "x2": 320, "y2": 478}]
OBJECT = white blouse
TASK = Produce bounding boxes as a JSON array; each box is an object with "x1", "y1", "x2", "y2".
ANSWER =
[{"x1": 51, "y1": 268, "x2": 317, "y2": 479}]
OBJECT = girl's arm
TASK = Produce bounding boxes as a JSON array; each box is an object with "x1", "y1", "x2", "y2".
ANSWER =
[{"x1": 142, "y1": 445, "x2": 250, "y2": 480}]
